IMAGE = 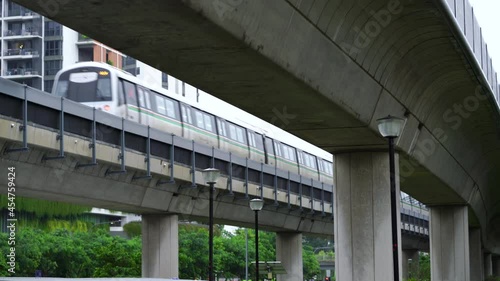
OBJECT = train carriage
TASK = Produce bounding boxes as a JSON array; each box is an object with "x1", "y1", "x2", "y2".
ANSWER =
[{"x1": 52, "y1": 62, "x2": 334, "y2": 187}]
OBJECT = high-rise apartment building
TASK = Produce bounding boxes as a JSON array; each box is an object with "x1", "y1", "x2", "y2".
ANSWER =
[
  {"x1": 0, "y1": 0, "x2": 126, "y2": 93},
  {"x1": 1, "y1": 1, "x2": 204, "y2": 102}
]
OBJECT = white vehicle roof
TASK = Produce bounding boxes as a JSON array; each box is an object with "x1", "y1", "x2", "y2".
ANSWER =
[{"x1": 54, "y1": 62, "x2": 333, "y2": 161}]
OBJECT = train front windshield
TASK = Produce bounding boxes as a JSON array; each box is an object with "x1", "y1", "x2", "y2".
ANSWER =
[{"x1": 55, "y1": 67, "x2": 112, "y2": 102}]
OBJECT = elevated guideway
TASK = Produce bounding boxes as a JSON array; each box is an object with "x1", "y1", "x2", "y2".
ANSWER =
[
  {"x1": 11, "y1": 0, "x2": 500, "y2": 255},
  {"x1": 0, "y1": 78, "x2": 428, "y2": 244}
]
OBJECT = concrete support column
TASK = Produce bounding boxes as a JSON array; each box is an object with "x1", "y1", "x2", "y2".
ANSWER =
[
  {"x1": 469, "y1": 228, "x2": 483, "y2": 281},
  {"x1": 430, "y1": 206, "x2": 469, "y2": 281},
  {"x1": 142, "y1": 214, "x2": 179, "y2": 278},
  {"x1": 276, "y1": 232, "x2": 303, "y2": 281},
  {"x1": 334, "y1": 152, "x2": 402, "y2": 281},
  {"x1": 402, "y1": 250, "x2": 419, "y2": 280},
  {"x1": 484, "y1": 253, "x2": 492, "y2": 278}
]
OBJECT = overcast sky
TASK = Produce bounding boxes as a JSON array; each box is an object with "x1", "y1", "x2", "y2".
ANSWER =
[{"x1": 468, "y1": 0, "x2": 500, "y2": 73}]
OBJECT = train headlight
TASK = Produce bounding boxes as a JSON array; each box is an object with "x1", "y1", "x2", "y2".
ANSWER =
[{"x1": 103, "y1": 105, "x2": 111, "y2": 111}]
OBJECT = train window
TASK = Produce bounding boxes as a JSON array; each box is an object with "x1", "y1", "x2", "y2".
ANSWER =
[
  {"x1": 137, "y1": 87, "x2": 146, "y2": 108},
  {"x1": 274, "y1": 142, "x2": 282, "y2": 157},
  {"x1": 195, "y1": 111, "x2": 204, "y2": 128},
  {"x1": 181, "y1": 105, "x2": 193, "y2": 124},
  {"x1": 323, "y1": 160, "x2": 333, "y2": 175},
  {"x1": 283, "y1": 145, "x2": 290, "y2": 160},
  {"x1": 123, "y1": 80, "x2": 137, "y2": 107},
  {"x1": 203, "y1": 114, "x2": 213, "y2": 132},
  {"x1": 217, "y1": 119, "x2": 227, "y2": 137},
  {"x1": 302, "y1": 152, "x2": 317, "y2": 169},
  {"x1": 248, "y1": 132, "x2": 256, "y2": 147},
  {"x1": 227, "y1": 122, "x2": 246, "y2": 144},
  {"x1": 254, "y1": 133, "x2": 264, "y2": 150},
  {"x1": 297, "y1": 150, "x2": 304, "y2": 164},
  {"x1": 281, "y1": 144, "x2": 296, "y2": 162},
  {"x1": 265, "y1": 138, "x2": 275, "y2": 162},
  {"x1": 164, "y1": 98, "x2": 177, "y2": 119},
  {"x1": 137, "y1": 87, "x2": 151, "y2": 109},
  {"x1": 155, "y1": 95, "x2": 167, "y2": 115},
  {"x1": 117, "y1": 80, "x2": 125, "y2": 105},
  {"x1": 97, "y1": 77, "x2": 112, "y2": 100},
  {"x1": 192, "y1": 109, "x2": 215, "y2": 132},
  {"x1": 236, "y1": 128, "x2": 244, "y2": 142},
  {"x1": 318, "y1": 159, "x2": 324, "y2": 172}
]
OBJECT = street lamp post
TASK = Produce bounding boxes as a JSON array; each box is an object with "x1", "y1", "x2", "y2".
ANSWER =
[
  {"x1": 376, "y1": 115, "x2": 405, "y2": 281},
  {"x1": 249, "y1": 198, "x2": 264, "y2": 281},
  {"x1": 202, "y1": 168, "x2": 221, "y2": 281}
]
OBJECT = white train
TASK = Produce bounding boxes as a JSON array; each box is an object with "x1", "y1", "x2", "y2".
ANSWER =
[{"x1": 52, "y1": 62, "x2": 333, "y2": 184}]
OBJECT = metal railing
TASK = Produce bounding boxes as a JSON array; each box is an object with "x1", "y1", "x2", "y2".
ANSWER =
[
  {"x1": 3, "y1": 48, "x2": 39, "y2": 57},
  {"x1": 401, "y1": 193, "x2": 428, "y2": 211},
  {"x1": 6, "y1": 9, "x2": 39, "y2": 18},
  {"x1": 4, "y1": 68, "x2": 39, "y2": 76},
  {"x1": 4, "y1": 29, "x2": 40, "y2": 37}
]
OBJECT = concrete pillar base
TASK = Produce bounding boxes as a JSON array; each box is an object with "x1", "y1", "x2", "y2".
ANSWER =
[
  {"x1": 430, "y1": 206, "x2": 469, "y2": 281},
  {"x1": 484, "y1": 253, "x2": 492, "y2": 278},
  {"x1": 142, "y1": 214, "x2": 179, "y2": 278},
  {"x1": 493, "y1": 256, "x2": 500, "y2": 277},
  {"x1": 276, "y1": 232, "x2": 303, "y2": 281},
  {"x1": 334, "y1": 152, "x2": 402, "y2": 281},
  {"x1": 469, "y1": 228, "x2": 483, "y2": 281}
]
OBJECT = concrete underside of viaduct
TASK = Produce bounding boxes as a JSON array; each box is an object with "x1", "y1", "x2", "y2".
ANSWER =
[{"x1": 13, "y1": 0, "x2": 500, "y2": 253}]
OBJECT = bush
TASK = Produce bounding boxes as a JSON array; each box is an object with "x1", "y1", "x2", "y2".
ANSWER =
[{"x1": 123, "y1": 221, "x2": 141, "y2": 238}]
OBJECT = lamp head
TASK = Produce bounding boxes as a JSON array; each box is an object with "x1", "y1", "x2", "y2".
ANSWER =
[
  {"x1": 376, "y1": 115, "x2": 405, "y2": 138},
  {"x1": 249, "y1": 198, "x2": 264, "y2": 211},
  {"x1": 202, "y1": 168, "x2": 220, "y2": 184}
]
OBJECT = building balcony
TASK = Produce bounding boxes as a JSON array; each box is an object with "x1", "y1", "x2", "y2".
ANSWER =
[
  {"x1": 78, "y1": 33, "x2": 93, "y2": 42},
  {"x1": 3, "y1": 30, "x2": 42, "y2": 39},
  {"x1": 76, "y1": 34, "x2": 95, "y2": 47},
  {"x1": 4, "y1": 68, "x2": 41, "y2": 78},
  {"x1": 4, "y1": 9, "x2": 40, "y2": 20},
  {"x1": 3, "y1": 48, "x2": 40, "y2": 58}
]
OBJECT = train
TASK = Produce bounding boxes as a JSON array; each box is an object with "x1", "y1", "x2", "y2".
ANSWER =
[{"x1": 52, "y1": 62, "x2": 334, "y2": 184}]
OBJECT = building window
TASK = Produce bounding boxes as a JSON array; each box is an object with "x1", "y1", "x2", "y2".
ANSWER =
[
  {"x1": 123, "y1": 56, "x2": 136, "y2": 66},
  {"x1": 45, "y1": 41, "x2": 62, "y2": 56},
  {"x1": 44, "y1": 80, "x2": 54, "y2": 93},
  {"x1": 45, "y1": 60, "x2": 62, "y2": 75},
  {"x1": 44, "y1": 21, "x2": 62, "y2": 37}
]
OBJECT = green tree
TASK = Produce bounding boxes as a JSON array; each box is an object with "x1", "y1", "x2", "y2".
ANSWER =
[
  {"x1": 123, "y1": 221, "x2": 141, "y2": 238},
  {"x1": 179, "y1": 224, "x2": 210, "y2": 279},
  {"x1": 303, "y1": 245, "x2": 320, "y2": 280}
]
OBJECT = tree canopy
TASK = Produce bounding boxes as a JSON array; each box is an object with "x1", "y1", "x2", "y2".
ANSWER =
[{"x1": 1, "y1": 224, "x2": 323, "y2": 279}]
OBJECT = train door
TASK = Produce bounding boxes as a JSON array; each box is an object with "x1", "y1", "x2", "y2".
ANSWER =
[
  {"x1": 137, "y1": 86, "x2": 150, "y2": 126},
  {"x1": 122, "y1": 80, "x2": 140, "y2": 123},
  {"x1": 248, "y1": 130, "x2": 265, "y2": 163},
  {"x1": 116, "y1": 79, "x2": 127, "y2": 118},
  {"x1": 180, "y1": 103, "x2": 194, "y2": 139},
  {"x1": 217, "y1": 118, "x2": 228, "y2": 151},
  {"x1": 264, "y1": 137, "x2": 275, "y2": 166}
]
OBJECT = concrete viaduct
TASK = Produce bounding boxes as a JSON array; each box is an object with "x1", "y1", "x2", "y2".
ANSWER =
[{"x1": 8, "y1": 0, "x2": 500, "y2": 280}]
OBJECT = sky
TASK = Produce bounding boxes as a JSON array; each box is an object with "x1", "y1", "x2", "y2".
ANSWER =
[{"x1": 468, "y1": 0, "x2": 500, "y2": 73}]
